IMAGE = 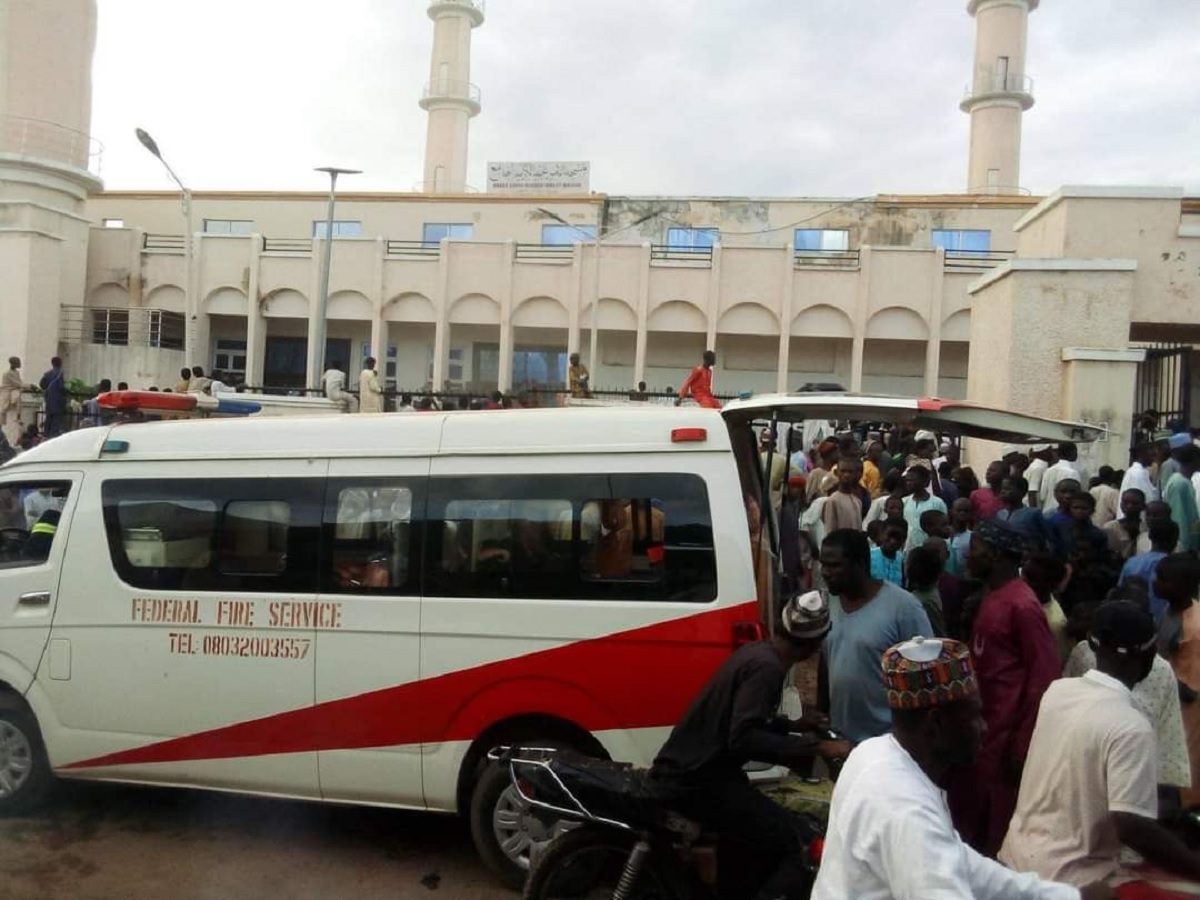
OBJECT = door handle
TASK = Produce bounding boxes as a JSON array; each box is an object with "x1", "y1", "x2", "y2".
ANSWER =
[{"x1": 18, "y1": 591, "x2": 51, "y2": 607}]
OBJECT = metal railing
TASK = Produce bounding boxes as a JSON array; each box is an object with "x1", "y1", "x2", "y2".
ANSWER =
[
  {"x1": 794, "y1": 249, "x2": 860, "y2": 268},
  {"x1": 262, "y1": 237, "x2": 313, "y2": 254},
  {"x1": 420, "y1": 79, "x2": 482, "y2": 106},
  {"x1": 651, "y1": 244, "x2": 714, "y2": 266},
  {"x1": 59, "y1": 306, "x2": 185, "y2": 350},
  {"x1": 942, "y1": 250, "x2": 1015, "y2": 271},
  {"x1": 143, "y1": 233, "x2": 186, "y2": 253},
  {"x1": 0, "y1": 114, "x2": 103, "y2": 174},
  {"x1": 515, "y1": 243, "x2": 574, "y2": 263},
  {"x1": 386, "y1": 240, "x2": 441, "y2": 259},
  {"x1": 962, "y1": 70, "x2": 1034, "y2": 105}
]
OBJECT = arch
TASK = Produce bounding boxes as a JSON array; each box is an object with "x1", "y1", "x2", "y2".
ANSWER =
[
  {"x1": 647, "y1": 300, "x2": 706, "y2": 333},
  {"x1": 88, "y1": 282, "x2": 130, "y2": 309},
  {"x1": 791, "y1": 303, "x2": 853, "y2": 339},
  {"x1": 580, "y1": 297, "x2": 637, "y2": 332},
  {"x1": 865, "y1": 306, "x2": 929, "y2": 341},
  {"x1": 513, "y1": 296, "x2": 569, "y2": 329},
  {"x1": 449, "y1": 292, "x2": 500, "y2": 325},
  {"x1": 145, "y1": 284, "x2": 184, "y2": 313},
  {"x1": 204, "y1": 285, "x2": 249, "y2": 316},
  {"x1": 717, "y1": 302, "x2": 778, "y2": 336},
  {"x1": 326, "y1": 289, "x2": 373, "y2": 321},
  {"x1": 260, "y1": 288, "x2": 308, "y2": 319},
  {"x1": 384, "y1": 291, "x2": 436, "y2": 323},
  {"x1": 941, "y1": 309, "x2": 971, "y2": 342}
]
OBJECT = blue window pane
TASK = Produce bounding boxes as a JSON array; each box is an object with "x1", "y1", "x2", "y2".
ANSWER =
[
  {"x1": 313, "y1": 220, "x2": 363, "y2": 238},
  {"x1": 542, "y1": 224, "x2": 597, "y2": 245},
  {"x1": 423, "y1": 223, "x2": 474, "y2": 246},
  {"x1": 931, "y1": 229, "x2": 990, "y2": 255},
  {"x1": 794, "y1": 229, "x2": 849, "y2": 251},
  {"x1": 667, "y1": 227, "x2": 719, "y2": 249}
]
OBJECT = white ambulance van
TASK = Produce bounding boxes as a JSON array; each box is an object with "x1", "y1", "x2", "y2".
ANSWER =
[{"x1": 0, "y1": 395, "x2": 1099, "y2": 885}]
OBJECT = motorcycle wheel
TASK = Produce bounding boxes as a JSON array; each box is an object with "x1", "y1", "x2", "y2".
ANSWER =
[{"x1": 523, "y1": 826, "x2": 693, "y2": 900}]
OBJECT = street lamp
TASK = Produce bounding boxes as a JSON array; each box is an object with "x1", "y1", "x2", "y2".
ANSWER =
[
  {"x1": 536, "y1": 208, "x2": 660, "y2": 385},
  {"x1": 136, "y1": 128, "x2": 194, "y2": 366},
  {"x1": 312, "y1": 166, "x2": 361, "y2": 390}
]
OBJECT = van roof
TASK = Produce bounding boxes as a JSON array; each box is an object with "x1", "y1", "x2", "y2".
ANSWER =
[{"x1": 3, "y1": 406, "x2": 732, "y2": 466}]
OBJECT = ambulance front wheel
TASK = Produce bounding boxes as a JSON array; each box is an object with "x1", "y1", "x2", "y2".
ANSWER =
[{"x1": 0, "y1": 696, "x2": 52, "y2": 815}]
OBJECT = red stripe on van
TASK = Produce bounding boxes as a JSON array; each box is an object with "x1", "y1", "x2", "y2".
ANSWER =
[{"x1": 62, "y1": 601, "x2": 757, "y2": 770}]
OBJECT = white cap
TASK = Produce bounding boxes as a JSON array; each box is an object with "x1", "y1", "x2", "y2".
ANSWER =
[{"x1": 914, "y1": 429, "x2": 937, "y2": 444}]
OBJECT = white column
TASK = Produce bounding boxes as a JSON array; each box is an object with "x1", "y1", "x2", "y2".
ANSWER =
[
  {"x1": 777, "y1": 244, "x2": 795, "y2": 392},
  {"x1": 431, "y1": 237, "x2": 451, "y2": 390},
  {"x1": 245, "y1": 235, "x2": 266, "y2": 386},
  {"x1": 497, "y1": 240, "x2": 515, "y2": 392},
  {"x1": 706, "y1": 243, "x2": 721, "y2": 352},
  {"x1": 850, "y1": 246, "x2": 871, "y2": 392},
  {"x1": 567, "y1": 242, "x2": 583, "y2": 356},
  {"x1": 191, "y1": 228, "x2": 211, "y2": 372},
  {"x1": 370, "y1": 236, "x2": 387, "y2": 370},
  {"x1": 305, "y1": 236, "x2": 325, "y2": 386},
  {"x1": 633, "y1": 243, "x2": 651, "y2": 386},
  {"x1": 924, "y1": 248, "x2": 946, "y2": 396}
]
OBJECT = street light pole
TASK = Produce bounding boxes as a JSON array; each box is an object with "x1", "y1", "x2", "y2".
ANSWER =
[
  {"x1": 135, "y1": 128, "x2": 194, "y2": 367},
  {"x1": 312, "y1": 166, "x2": 361, "y2": 389}
]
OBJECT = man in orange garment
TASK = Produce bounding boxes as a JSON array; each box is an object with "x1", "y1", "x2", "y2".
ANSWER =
[{"x1": 677, "y1": 349, "x2": 721, "y2": 409}]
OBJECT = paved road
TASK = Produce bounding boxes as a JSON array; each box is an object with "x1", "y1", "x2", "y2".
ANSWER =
[{"x1": 1, "y1": 780, "x2": 516, "y2": 900}]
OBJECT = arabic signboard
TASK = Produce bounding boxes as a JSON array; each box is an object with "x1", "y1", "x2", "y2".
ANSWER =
[{"x1": 487, "y1": 161, "x2": 591, "y2": 194}]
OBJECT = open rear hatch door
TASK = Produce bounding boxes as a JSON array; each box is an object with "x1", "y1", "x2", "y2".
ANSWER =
[{"x1": 720, "y1": 393, "x2": 1106, "y2": 444}]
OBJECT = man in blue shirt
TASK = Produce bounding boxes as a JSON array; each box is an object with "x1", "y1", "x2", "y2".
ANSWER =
[
  {"x1": 1121, "y1": 518, "x2": 1180, "y2": 622},
  {"x1": 821, "y1": 528, "x2": 932, "y2": 742},
  {"x1": 38, "y1": 356, "x2": 66, "y2": 438}
]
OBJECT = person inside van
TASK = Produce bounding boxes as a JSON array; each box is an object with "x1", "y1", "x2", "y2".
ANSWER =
[{"x1": 649, "y1": 592, "x2": 851, "y2": 900}]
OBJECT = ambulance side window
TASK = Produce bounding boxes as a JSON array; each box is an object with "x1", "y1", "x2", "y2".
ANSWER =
[
  {"x1": 322, "y1": 480, "x2": 420, "y2": 595},
  {"x1": 102, "y1": 479, "x2": 322, "y2": 592},
  {"x1": 424, "y1": 474, "x2": 717, "y2": 602},
  {"x1": 0, "y1": 481, "x2": 72, "y2": 568}
]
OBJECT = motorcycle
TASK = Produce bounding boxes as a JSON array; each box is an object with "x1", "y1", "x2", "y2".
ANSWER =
[{"x1": 490, "y1": 743, "x2": 837, "y2": 900}]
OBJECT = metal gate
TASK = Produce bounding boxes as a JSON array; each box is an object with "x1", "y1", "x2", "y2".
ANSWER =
[{"x1": 1134, "y1": 342, "x2": 1192, "y2": 428}]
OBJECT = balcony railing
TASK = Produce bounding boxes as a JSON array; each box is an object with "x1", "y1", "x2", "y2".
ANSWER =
[
  {"x1": 961, "y1": 70, "x2": 1034, "y2": 109},
  {"x1": 651, "y1": 245, "x2": 714, "y2": 267},
  {"x1": 420, "y1": 79, "x2": 482, "y2": 111},
  {"x1": 794, "y1": 249, "x2": 860, "y2": 269},
  {"x1": 942, "y1": 250, "x2": 1015, "y2": 271},
  {"x1": 262, "y1": 237, "x2": 313, "y2": 255},
  {"x1": 143, "y1": 233, "x2": 186, "y2": 253},
  {"x1": 386, "y1": 240, "x2": 441, "y2": 259},
  {"x1": 60, "y1": 306, "x2": 185, "y2": 350},
  {"x1": 515, "y1": 243, "x2": 574, "y2": 263},
  {"x1": 0, "y1": 114, "x2": 103, "y2": 175}
]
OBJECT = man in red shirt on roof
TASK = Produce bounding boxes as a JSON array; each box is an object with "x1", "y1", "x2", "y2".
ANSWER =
[{"x1": 676, "y1": 349, "x2": 721, "y2": 409}]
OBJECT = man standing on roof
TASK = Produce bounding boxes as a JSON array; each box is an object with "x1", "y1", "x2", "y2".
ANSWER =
[
  {"x1": 0, "y1": 357, "x2": 24, "y2": 446},
  {"x1": 676, "y1": 349, "x2": 721, "y2": 409},
  {"x1": 567, "y1": 352, "x2": 590, "y2": 398},
  {"x1": 359, "y1": 357, "x2": 384, "y2": 413}
]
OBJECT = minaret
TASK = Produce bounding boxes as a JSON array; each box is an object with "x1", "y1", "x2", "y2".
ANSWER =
[
  {"x1": 960, "y1": 0, "x2": 1037, "y2": 194},
  {"x1": 0, "y1": 0, "x2": 102, "y2": 371},
  {"x1": 419, "y1": 0, "x2": 484, "y2": 193}
]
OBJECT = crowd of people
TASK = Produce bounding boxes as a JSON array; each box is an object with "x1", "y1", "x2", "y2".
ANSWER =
[{"x1": 757, "y1": 422, "x2": 1200, "y2": 894}]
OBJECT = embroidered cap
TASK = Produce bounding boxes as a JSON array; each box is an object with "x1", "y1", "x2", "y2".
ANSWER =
[{"x1": 881, "y1": 636, "x2": 978, "y2": 710}]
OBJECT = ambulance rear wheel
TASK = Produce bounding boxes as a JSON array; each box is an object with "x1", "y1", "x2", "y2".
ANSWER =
[
  {"x1": 0, "y1": 699, "x2": 51, "y2": 816},
  {"x1": 470, "y1": 739, "x2": 575, "y2": 890}
]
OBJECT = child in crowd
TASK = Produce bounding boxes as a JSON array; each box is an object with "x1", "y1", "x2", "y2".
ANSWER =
[
  {"x1": 869, "y1": 517, "x2": 907, "y2": 587},
  {"x1": 948, "y1": 497, "x2": 974, "y2": 576},
  {"x1": 905, "y1": 544, "x2": 946, "y2": 637}
]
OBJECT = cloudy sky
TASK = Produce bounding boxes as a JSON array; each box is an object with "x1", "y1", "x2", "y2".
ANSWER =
[{"x1": 92, "y1": 0, "x2": 1200, "y2": 197}]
